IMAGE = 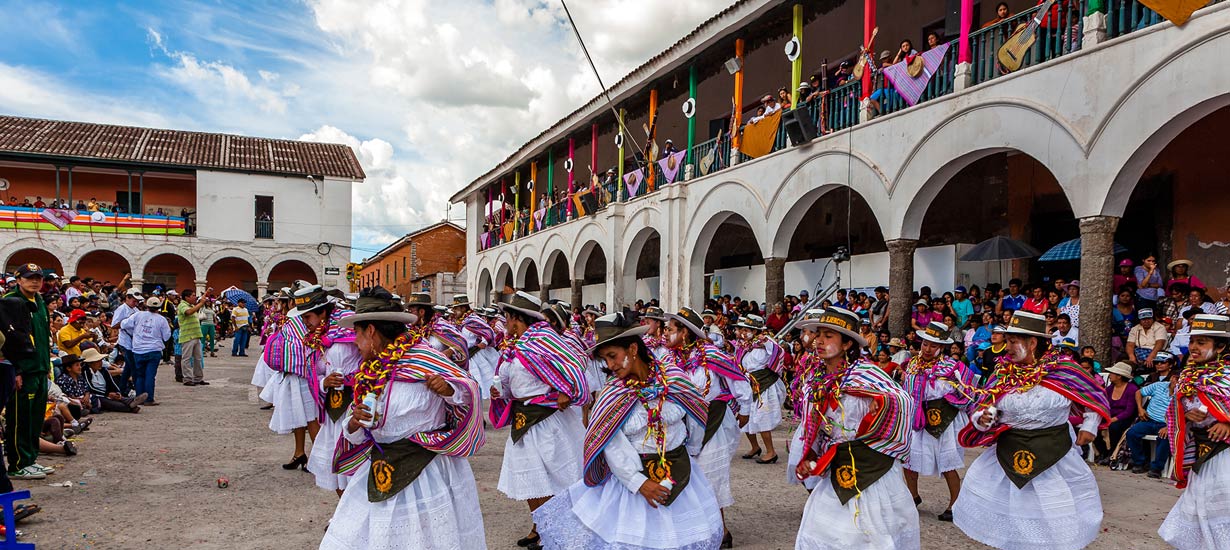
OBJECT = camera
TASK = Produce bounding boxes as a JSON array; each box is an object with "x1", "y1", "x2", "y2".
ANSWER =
[{"x1": 832, "y1": 246, "x2": 850, "y2": 263}]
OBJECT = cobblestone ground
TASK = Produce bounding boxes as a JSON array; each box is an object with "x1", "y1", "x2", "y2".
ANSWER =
[{"x1": 15, "y1": 349, "x2": 1178, "y2": 549}]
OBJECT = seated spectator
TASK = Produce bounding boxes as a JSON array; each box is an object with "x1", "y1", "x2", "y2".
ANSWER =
[
  {"x1": 829, "y1": 61, "x2": 853, "y2": 88},
  {"x1": 925, "y1": 30, "x2": 943, "y2": 50},
  {"x1": 54, "y1": 354, "x2": 94, "y2": 417},
  {"x1": 983, "y1": 1, "x2": 1011, "y2": 29},
  {"x1": 87, "y1": 198, "x2": 99, "y2": 212},
  {"x1": 1169, "y1": 308, "x2": 1198, "y2": 361},
  {"x1": 976, "y1": 327, "x2": 1008, "y2": 383},
  {"x1": 1080, "y1": 345, "x2": 1103, "y2": 373},
  {"x1": 1126, "y1": 357, "x2": 1175, "y2": 478},
  {"x1": 57, "y1": 309, "x2": 94, "y2": 356},
  {"x1": 1166, "y1": 258, "x2": 1203, "y2": 294},
  {"x1": 1181, "y1": 287, "x2": 1227, "y2": 316},
  {"x1": 1021, "y1": 284, "x2": 1048, "y2": 314},
  {"x1": 1094, "y1": 362, "x2": 1139, "y2": 464},
  {"x1": 947, "y1": 341, "x2": 965, "y2": 361},
  {"x1": 33, "y1": 196, "x2": 46, "y2": 209},
  {"x1": 887, "y1": 337, "x2": 911, "y2": 367},
  {"x1": 79, "y1": 348, "x2": 146, "y2": 413},
  {"x1": 660, "y1": 139, "x2": 678, "y2": 159},
  {"x1": 1051, "y1": 313, "x2": 1078, "y2": 346},
  {"x1": 873, "y1": 347, "x2": 900, "y2": 379},
  {"x1": 891, "y1": 39, "x2": 917, "y2": 64},
  {"x1": 1126, "y1": 308, "x2": 1167, "y2": 366}
]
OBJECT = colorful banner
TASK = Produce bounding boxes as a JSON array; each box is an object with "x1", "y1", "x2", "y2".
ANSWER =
[
  {"x1": 623, "y1": 168, "x2": 644, "y2": 198},
  {"x1": 740, "y1": 110, "x2": 781, "y2": 159},
  {"x1": 533, "y1": 208, "x2": 546, "y2": 229},
  {"x1": 883, "y1": 43, "x2": 950, "y2": 107},
  {"x1": 1, "y1": 206, "x2": 186, "y2": 235},
  {"x1": 657, "y1": 150, "x2": 687, "y2": 184},
  {"x1": 1139, "y1": 0, "x2": 1208, "y2": 26}
]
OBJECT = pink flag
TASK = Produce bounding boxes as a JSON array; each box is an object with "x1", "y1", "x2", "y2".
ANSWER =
[
  {"x1": 623, "y1": 168, "x2": 644, "y2": 197},
  {"x1": 657, "y1": 150, "x2": 687, "y2": 184},
  {"x1": 40, "y1": 208, "x2": 76, "y2": 229},
  {"x1": 882, "y1": 43, "x2": 950, "y2": 107},
  {"x1": 533, "y1": 208, "x2": 546, "y2": 228}
]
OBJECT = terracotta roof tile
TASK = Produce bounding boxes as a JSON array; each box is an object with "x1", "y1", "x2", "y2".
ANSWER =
[{"x1": 0, "y1": 115, "x2": 366, "y2": 180}]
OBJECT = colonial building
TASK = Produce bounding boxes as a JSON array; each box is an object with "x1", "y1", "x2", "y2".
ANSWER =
[
  {"x1": 0, "y1": 115, "x2": 364, "y2": 295},
  {"x1": 357, "y1": 221, "x2": 466, "y2": 302},
  {"x1": 452, "y1": 0, "x2": 1230, "y2": 362}
]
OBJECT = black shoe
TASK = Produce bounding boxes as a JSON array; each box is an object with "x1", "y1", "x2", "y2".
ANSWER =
[
  {"x1": 1147, "y1": 470, "x2": 1162, "y2": 479},
  {"x1": 1095, "y1": 457, "x2": 1111, "y2": 466},
  {"x1": 1131, "y1": 465, "x2": 1149, "y2": 474},
  {"x1": 913, "y1": 495, "x2": 923, "y2": 506},
  {"x1": 938, "y1": 509, "x2": 953, "y2": 522},
  {"x1": 525, "y1": 543, "x2": 543, "y2": 550},
  {"x1": 756, "y1": 454, "x2": 779, "y2": 464},
  {"x1": 175, "y1": 377, "x2": 184, "y2": 383},
  {"x1": 183, "y1": 381, "x2": 197, "y2": 386},
  {"x1": 721, "y1": 531, "x2": 733, "y2": 548},
  {"x1": 282, "y1": 455, "x2": 307, "y2": 470},
  {"x1": 741, "y1": 449, "x2": 762, "y2": 460},
  {"x1": 260, "y1": 404, "x2": 274, "y2": 410},
  {"x1": 516, "y1": 533, "x2": 540, "y2": 547},
  {"x1": 197, "y1": 381, "x2": 210, "y2": 386}
]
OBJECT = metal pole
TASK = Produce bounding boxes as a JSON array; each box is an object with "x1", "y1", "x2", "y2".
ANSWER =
[
  {"x1": 55, "y1": 166, "x2": 61, "y2": 204},
  {"x1": 67, "y1": 166, "x2": 73, "y2": 208},
  {"x1": 139, "y1": 171, "x2": 145, "y2": 215}
]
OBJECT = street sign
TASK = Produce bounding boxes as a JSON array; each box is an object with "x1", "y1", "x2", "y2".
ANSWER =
[{"x1": 324, "y1": 267, "x2": 340, "y2": 276}]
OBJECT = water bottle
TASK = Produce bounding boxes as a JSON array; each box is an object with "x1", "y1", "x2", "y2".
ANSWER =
[{"x1": 359, "y1": 393, "x2": 379, "y2": 428}]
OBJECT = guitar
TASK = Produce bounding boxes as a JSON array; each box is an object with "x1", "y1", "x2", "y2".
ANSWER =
[
  {"x1": 852, "y1": 26, "x2": 880, "y2": 80},
  {"x1": 997, "y1": 0, "x2": 1060, "y2": 72}
]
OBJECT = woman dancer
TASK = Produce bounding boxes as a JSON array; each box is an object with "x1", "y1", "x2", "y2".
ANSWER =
[
  {"x1": 252, "y1": 289, "x2": 289, "y2": 409},
  {"x1": 534, "y1": 311, "x2": 724, "y2": 550},
  {"x1": 453, "y1": 295, "x2": 498, "y2": 401},
  {"x1": 900, "y1": 321, "x2": 976, "y2": 521},
  {"x1": 261, "y1": 284, "x2": 339, "y2": 471},
  {"x1": 953, "y1": 311, "x2": 1110, "y2": 550},
  {"x1": 321, "y1": 286, "x2": 486, "y2": 549},
  {"x1": 306, "y1": 302, "x2": 362, "y2": 496},
  {"x1": 491, "y1": 291, "x2": 591, "y2": 550},
  {"x1": 640, "y1": 306, "x2": 671, "y2": 360},
  {"x1": 664, "y1": 307, "x2": 752, "y2": 548},
  {"x1": 732, "y1": 315, "x2": 786, "y2": 464},
  {"x1": 1157, "y1": 314, "x2": 1230, "y2": 549},
  {"x1": 786, "y1": 309, "x2": 825, "y2": 492},
  {"x1": 793, "y1": 307, "x2": 918, "y2": 549}
]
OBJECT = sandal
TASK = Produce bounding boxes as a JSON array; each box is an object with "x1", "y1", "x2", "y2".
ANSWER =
[{"x1": 0, "y1": 504, "x2": 41, "y2": 523}]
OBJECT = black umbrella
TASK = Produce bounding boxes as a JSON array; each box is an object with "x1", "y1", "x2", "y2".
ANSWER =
[{"x1": 960, "y1": 236, "x2": 1041, "y2": 262}]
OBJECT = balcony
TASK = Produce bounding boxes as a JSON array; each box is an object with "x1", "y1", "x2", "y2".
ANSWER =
[
  {"x1": 255, "y1": 218, "x2": 274, "y2": 239},
  {"x1": 0, "y1": 204, "x2": 191, "y2": 236}
]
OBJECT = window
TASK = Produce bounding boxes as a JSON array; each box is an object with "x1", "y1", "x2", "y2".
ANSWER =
[{"x1": 255, "y1": 195, "x2": 274, "y2": 239}]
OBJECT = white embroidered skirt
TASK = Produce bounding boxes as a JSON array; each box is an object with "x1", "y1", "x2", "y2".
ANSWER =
[
  {"x1": 1158, "y1": 450, "x2": 1230, "y2": 549},
  {"x1": 796, "y1": 461, "x2": 920, "y2": 549},
  {"x1": 260, "y1": 372, "x2": 317, "y2": 434},
  {"x1": 497, "y1": 407, "x2": 585, "y2": 500}
]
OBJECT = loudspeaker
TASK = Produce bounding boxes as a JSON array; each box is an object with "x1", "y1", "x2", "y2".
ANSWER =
[
  {"x1": 782, "y1": 109, "x2": 818, "y2": 145},
  {"x1": 944, "y1": 0, "x2": 962, "y2": 37}
]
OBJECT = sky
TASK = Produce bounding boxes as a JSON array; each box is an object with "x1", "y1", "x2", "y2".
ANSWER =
[{"x1": 0, "y1": 0, "x2": 732, "y2": 261}]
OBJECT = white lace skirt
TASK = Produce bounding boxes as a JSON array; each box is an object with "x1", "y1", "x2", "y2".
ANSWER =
[
  {"x1": 260, "y1": 372, "x2": 317, "y2": 434},
  {"x1": 796, "y1": 461, "x2": 920, "y2": 549},
  {"x1": 694, "y1": 406, "x2": 740, "y2": 508},
  {"x1": 904, "y1": 412, "x2": 968, "y2": 476},
  {"x1": 469, "y1": 348, "x2": 498, "y2": 400},
  {"x1": 497, "y1": 407, "x2": 585, "y2": 500},
  {"x1": 1158, "y1": 450, "x2": 1230, "y2": 549},
  {"x1": 309, "y1": 414, "x2": 349, "y2": 492},
  {"x1": 251, "y1": 355, "x2": 273, "y2": 387},
  {"x1": 953, "y1": 445, "x2": 1102, "y2": 550},
  {"x1": 786, "y1": 423, "x2": 821, "y2": 490},
  {"x1": 533, "y1": 468, "x2": 724, "y2": 550},
  {"x1": 320, "y1": 455, "x2": 486, "y2": 550},
  {"x1": 742, "y1": 379, "x2": 785, "y2": 434}
]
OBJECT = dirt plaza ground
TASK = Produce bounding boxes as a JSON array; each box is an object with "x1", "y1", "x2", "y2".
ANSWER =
[{"x1": 12, "y1": 350, "x2": 1181, "y2": 549}]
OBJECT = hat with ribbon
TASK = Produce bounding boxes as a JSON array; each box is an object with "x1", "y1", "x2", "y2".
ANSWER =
[
  {"x1": 339, "y1": 286, "x2": 417, "y2": 328},
  {"x1": 498, "y1": 290, "x2": 547, "y2": 322},
  {"x1": 450, "y1": 294, "x2": 472, "y2": 308},
  {"x1": 582, "y1": 306, "x2": 602, "y2": 317},
  {"x1": 1189, "y1": 314, "x2": 1230, "y2": 338},
  {"x1": 887, "y1": 337, "x2": 908, "y2": 348},
  {"x1": 588, "y1": 311, "x2": 651, "y2": 356},
  {"x1": 798, "y1": 307, "x2": 866, "y2": 347},
  {"x1": 404, "y1": 292, "x2": 436, "y2": 308},
  {"x1": 793, "y1": 308, "x2": 828, "y2": 331},
  {"x1": 917, "y1": 321, "x2": 954, "y2": 345},
  {"x1": 80, "y1": 347, "x2": 108, "y2": 363},
  {"x1": 663, "y1": 307, "x2": 708, "y2": 340},
  {"x1": 1003, "y1": 311, "x2": 1050, "y2": 338},
  {"x1": 642, "y1": 306, "x2": 665, "y2": 320},
  {"x1": 542, "y1": 302, "x2": 571, "y2": 328},
  {"x1": 733, "y1": 314, "x2": 767, "y2": 331},
  {"x1": 287, "y1": 284, "x2": 332, "y2": 317}
]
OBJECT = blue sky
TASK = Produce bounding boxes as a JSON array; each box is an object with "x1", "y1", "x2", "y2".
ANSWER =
[{"x1": 0, "y1": 0, "x2": 729, "y2": 261}]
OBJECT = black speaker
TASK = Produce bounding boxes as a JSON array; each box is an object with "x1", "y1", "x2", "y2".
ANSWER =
[
  {"x1": 944, "y1": 0, "x2": 962, "y2": 37},
  {"x1": 782, "y1": 109, "x2": 818, "y2": 145}
]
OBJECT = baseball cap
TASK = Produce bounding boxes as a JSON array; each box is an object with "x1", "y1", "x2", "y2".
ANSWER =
[
  {"x1": 955, "y1": 286, "x2": 967, "y2": 293},
  {"x1": 126, "y1": 288, "x2": 144, "y2": 297},
  {"x1": 1139, "y1": 308, "x2": 1155, "y2": 319},
  {"x1": 68, "y1": 309, "x2": 87, "y2": 323},
  {"x1": 14, "y1": 263, "x2": 43, "y2": 279},
  {"x1": 166, "y1": 290, "x2": 179, "y2": 297}
]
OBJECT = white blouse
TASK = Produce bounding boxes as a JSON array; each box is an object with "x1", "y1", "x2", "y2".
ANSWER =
[
  {"x1": 317, "y1": 342, "x2": 363, "y2": 393},
  {"x1": 971, "y1": 385, "x2": 1100, "y2": 434},
  {"x1": 741, "y1": 346, "x2": 772, "y2": 374},
  {"x1": 685, "y1": 366, "x2": 754, "y2": 412},
  {"x1": 499, "y1": 356, "x2": 551, "y2": 400},
  {"x1": 603, "y1": 400, "x2": 705, "y2": 493},
  {"x1": 343, "y1": 376, "x2": 470, "y2": 445},
  {"x1": 807, "y1": 394, "x2": 873, "y2": 453},
  {"x1": 1182, "y1": 396, "x2": 1217, "y2": 429}
]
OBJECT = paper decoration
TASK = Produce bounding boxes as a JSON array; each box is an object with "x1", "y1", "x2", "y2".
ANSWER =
[
  {"x1": 657, "y1": 150, "x2": 687, "y2": 184},
  {"x1": 623, "y1": 169, "x2": 644, "y2": 197},
  {"x1": 882, "y1": 43, "x2": 950, "y2": 106}
]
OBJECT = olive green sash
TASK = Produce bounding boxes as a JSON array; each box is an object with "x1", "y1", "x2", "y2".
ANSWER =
[
  {"x1": 367, "y1": 439, "x2": 437, "y2": 502},
  {"x1": 923, "y1": 398, "x2": 960, "y2": 439},
  {"x1": 639, "y1": 445, "x2": 691, "y2": 506},
  {"x1": 1191, "y1": 427, "x2": 1230, "y2": 475},
  {"x1": 702, "y1": 399, "x2": 728, "y2": 446},
  {"x1": 830, "y1": 440, "x2": 896, "y2": 505},
  {"x1": 995, "y1": 424, "x2": 1071, "y2": 489},
  {"x1": 750, "y1": 369, "x2": 780, "y2": 397},
  {"x1": 511, "y1": 401, "x2": 557, "y2": 444},
  {"x1": 324, "y1": 386, "x2": 353, "y2": 423}
]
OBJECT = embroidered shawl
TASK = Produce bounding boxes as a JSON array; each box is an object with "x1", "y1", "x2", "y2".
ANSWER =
[
  {"x1": 489, "y1": 321, "x2": 591, "y2": 427},
  {"x1": 1167, "y1": 359, "x2": 1230, "y2": 487},
  {"x1": 900, "y1": 355, "x2": 977, "y2": 431}
]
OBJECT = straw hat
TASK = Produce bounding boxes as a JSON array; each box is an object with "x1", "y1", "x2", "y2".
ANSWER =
[
  {"x1": 338, "y1": 286, "x2": 417, "y2": 328},
  {"x1": 497, "y1": 291, "x2": 547, "y2": 322},
  {"x1": 1167, "y1": 259, "x2": 1193, "y2": 271},
  {"x1": 1003, "y1": 311, "x2": 1050, "y2": 338},
  {"x1": 916, "y1": 321, "x2": 954, "y2": 345},
  {"x1": 1105, "y1": 362, "x2": 1133, "y2": 379},
  {"x1": 907, "y1": 54, "x2": 925, "y2": 77},
  {"x1": 588, "y1": 312, "x2": 651, "y2": 356}
]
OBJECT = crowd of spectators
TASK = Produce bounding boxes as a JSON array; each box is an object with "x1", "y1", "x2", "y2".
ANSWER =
[{"x1": 1, "y1": 195, "x2": 195, "y2": 220}]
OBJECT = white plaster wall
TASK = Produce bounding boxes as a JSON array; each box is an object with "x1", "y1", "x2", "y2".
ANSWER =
[
  {"x1": 195, "y1": 171, "x2": 353, "y2": 248},
  {"x1": 634, "y1": 277, "x2": 660, "y2": 301}
]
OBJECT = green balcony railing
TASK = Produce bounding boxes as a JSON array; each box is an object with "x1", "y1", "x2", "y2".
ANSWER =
[{"x1": 970, "y1": 1, "x2": 1085, "y2": 86}]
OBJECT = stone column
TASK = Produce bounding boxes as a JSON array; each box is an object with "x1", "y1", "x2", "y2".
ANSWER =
[
  {"x1": 953, "y1": 62, "x2": 973, "y2": 92},
  {"x1": 1078, "y1": 216, "x2": 1119, "y2": 367},
  {"x1": 1082, "y1": 12, "x2": 1107, "y2": 49},
  {"x1": 571, "y1": 279, "x2": 584, "y2": 310},
  {"x1": 256, "y1": 281, "x2": 269, "y2": 299},
  {"x1": 886, "y1": 239, "x2": 918, "y2": 339},
  {"x1": 194, "y1": 279, "x2": 208, "y2": 298},
  {"x1": 765, "y1": 257, "x2": 786, "y2": 307},
  {"x1": 538, "y1": 286, "x2": 551, "y2": 303}
]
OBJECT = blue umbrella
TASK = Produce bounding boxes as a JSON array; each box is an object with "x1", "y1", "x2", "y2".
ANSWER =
[
  {"x1": 222, "y1": 288, "x2": 259, "y2": 308},
  {"x1": 1038, "y1": 238, "x2": 1128, "y2": 262}
]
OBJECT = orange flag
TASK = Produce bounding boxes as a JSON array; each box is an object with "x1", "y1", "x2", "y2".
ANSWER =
[
  {"x1": 740, "y1": 110, "x2": 782, "y2": 159},
  {"x1": 1140, "y1": 0, "x2": 1209, "y2": 26}
]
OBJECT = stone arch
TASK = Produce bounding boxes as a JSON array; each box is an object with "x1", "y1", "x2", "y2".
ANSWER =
[
  {"x1": 894, "y1": 102, "x2": 1087, "y2": 239},
  {"x1": 494, "y1": 263, "x2": 514, "y2": 292},
  {"x1": 476, "y1": 268, "x2": 494, "y2": 306},
  {"x1": 682, "y1": 179, "x2": 771, "y2": 258},
  {"x1": 1091, "y1": 26, "x2": 1230, "y2": 216},
  {"x1": 768, "y1": 150, "x2": 892, "y2": 257},
  {"x1": 515, "y1": 256, "x2": 539, "y2": 290},
  {"x1": 686, "y1": 210, "x2": 762, "y2": 307},
  {"x1": 142, "y1": 253, "x2": 196, "y2": 293},
  {"x1": 621, "y1": 225, "x2": 663, "y2": 301},
  {"x1": 263, "y1": 251, "x2": 320, "y2": 283},
  {"x1": 201, "y1": 248, "x2": 262, "y2": 280},
  {"x1": 541, "y1": 248, "x2": 571, "y2": 289},
  {"x1": 569, "y1": 221, "x2": 610, "y2": 276},
  {"x1": 574, "y1": 240, "x2": 608, "y2": 286},
  {"x1": 75, "y1": 249, "x2": 131, "y2": 284},
  {"x1": 267, "y1": 259, "x2": 318, "y2": 290},
  {"x1": 4, "y1": 247, "x2": 64, "y2": 276},
  {"x1": 206, "y1": 256, "x2": 260, "y2": 293}
]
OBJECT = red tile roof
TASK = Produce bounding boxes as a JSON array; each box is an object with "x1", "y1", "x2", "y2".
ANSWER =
[{"x1": 0, "y1": 115, "x2": 366, "y2": 180}]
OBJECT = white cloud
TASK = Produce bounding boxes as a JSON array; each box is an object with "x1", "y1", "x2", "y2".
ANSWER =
[
  {"x1": 147, "y1": 27, "x2": 298, "y2": 116},
  {"x1": 0, "y1": 62, "x2": 170, "y2": 127}
]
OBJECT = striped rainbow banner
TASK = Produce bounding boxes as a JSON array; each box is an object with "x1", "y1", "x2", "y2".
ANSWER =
[{"x1": 0, "y1": 206, "x2": 186, "y2": 235}]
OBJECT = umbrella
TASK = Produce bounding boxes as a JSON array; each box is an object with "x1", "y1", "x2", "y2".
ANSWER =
[
  {"x1": 1038, "y1": 238, "x2": 1128, "y2": 262},
  {"x1": 221, "y1": 287, "x2": 259, "y2": 309},
  {"x1": 959, "y1": 236, "x2": 1041, "y2": 262}
]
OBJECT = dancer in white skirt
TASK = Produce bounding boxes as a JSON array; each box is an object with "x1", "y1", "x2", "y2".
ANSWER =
[
  {"x1": 1158, "y1": 314, "x2": 1230, "y2": 549},
  {"x1": 404, "y1": 293, "x2": 468, "y2": 364},
  {"x1": 663, "y1": 306, "x2": 752, "y2": 548},
  {"x1": 786, "y1": 309, "x2": 825, "y2": 492},
  {"x1": 640, "y1": 306, "x2": 670, "y2": 361},
  {"x1": 321, "y1": 286, "x2": 486, "y2": 550},
  {"x1": 261, "y1": 283, "x2": 342, "y2": 471},
  {"x1": 451, "y1": 296, "x2": 498, "y2": 400},
  {"x1": 900, "y1": 321, "x2": 976, "y2": 522},
  {"x1": 307, "y1": 307, "x2": 362, "y2": 496},
  {"x1": 732, "y1": 314, "x2": 786, "y2": 464},
  {"x1": 793, "y1": 307, "x2": 918, "y2": 549},
  {"x1": 251, "y1": 290, "x2": 289, "y2": 407},
  {"x1": 581, "y1": 307, "x2": 609, "y2": 398},
  {"x1": 490, "y1": 291, "x2": 591, "y2": 550},
  {"x1": 953, "y1": 311, "x2": 1110, "y2": 550},
  {"x1": 534, "y1": 311, "x2": 723, "y2": 550}
]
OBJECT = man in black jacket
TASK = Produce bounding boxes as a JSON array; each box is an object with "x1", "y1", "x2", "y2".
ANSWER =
[{"x1": 79, "y1": 347, "x2": 146, "y2": 413}]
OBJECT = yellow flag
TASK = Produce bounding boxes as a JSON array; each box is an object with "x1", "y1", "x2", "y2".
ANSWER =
[
  {"x1": 740, "y1": 110, "x2": 782, "y2": 159},
  {"x1": 1140, "y1": 0, "x2": 1209, "y2": 26}
]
